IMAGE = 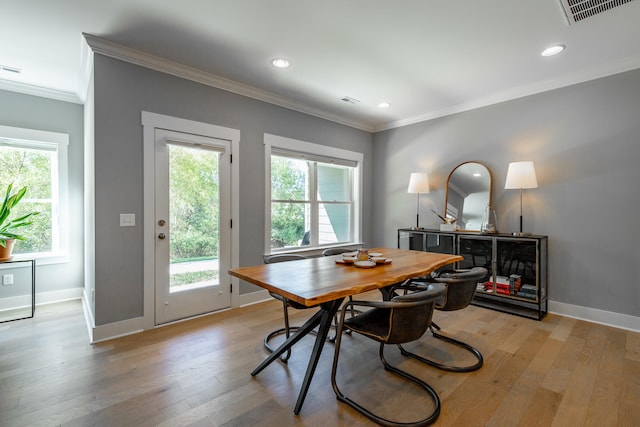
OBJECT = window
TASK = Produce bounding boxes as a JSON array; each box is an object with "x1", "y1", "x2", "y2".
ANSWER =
[
  {"x1": 265, "y1": 134, "x2": 362, "y2": 253},
  {"x1": 0, "y1": 125, "x2": 68, "y2": 259}
]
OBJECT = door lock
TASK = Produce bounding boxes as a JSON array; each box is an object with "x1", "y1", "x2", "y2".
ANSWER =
[{"x1": 158, "y1": 233, "x2": 166, "y2": 240}]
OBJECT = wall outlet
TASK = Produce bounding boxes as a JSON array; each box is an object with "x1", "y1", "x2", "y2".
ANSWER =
[{"x1": 2, "y1": 274, "x2": 13, "y2": 286}]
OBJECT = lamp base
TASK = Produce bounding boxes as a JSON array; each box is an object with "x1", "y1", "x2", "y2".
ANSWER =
[
  {"x1": 411, "y1": 226, "x2": 424, "y2": 230},
  {"x1": 512, "y1": 232, "x2": 532, "y2": 236}
]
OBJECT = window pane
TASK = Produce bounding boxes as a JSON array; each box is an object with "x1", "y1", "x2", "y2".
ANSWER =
[
  {"x1": 271, "y1": 202, "x2": 308, "y2": 249},
  {"x1": 0, "y1": 146, "x2": 54, "y2": 254},
  {"x1": 317, "y1": 163, "x2": 351, "y2": 202},
  {"x1": 12, "y1": 201, "x2": 52, "y2": 254},
  {"x1": 271, "y1": 155, "x2": 309, "y2": 201},
  {"x1": 319, "y1": 203, "x2": 351, "y2": 244}
]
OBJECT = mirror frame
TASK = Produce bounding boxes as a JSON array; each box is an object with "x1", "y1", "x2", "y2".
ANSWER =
[{"x1": 444, "y1": 161, "x2": 492, "y2": 231}]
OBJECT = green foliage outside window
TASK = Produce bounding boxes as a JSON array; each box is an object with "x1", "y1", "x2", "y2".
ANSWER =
[
  {"x1": 0, "y1": 147, "x2": 52, "y2": 253},
  {"x1": 169, "y1": 145, "x2": 220, "y2": 261},
  {"x1": 270, "y1": 156, "x2": 308, "y2": 248}
]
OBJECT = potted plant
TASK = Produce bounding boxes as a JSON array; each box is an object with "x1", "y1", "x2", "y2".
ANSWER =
[{"x1": 0, "y1": 183, "x2": 40, "y2": 260}]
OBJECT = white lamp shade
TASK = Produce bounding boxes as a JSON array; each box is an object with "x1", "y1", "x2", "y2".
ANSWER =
[
  {"x1": 505, "y1": 161, "x2": 538, "y2": 189},
  {"x1": 407, "y1": 172, "x2": 430, "y2": 194}
]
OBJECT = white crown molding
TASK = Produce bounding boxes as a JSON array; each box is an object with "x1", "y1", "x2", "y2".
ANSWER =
[
  {"x1": 82, "y1": 33, "x2": 375, "y2": 133},
  {"x1": 77, "y1": 33, "x2": 94, "y2": 104},
  {"x1": 375, "y1": 53, "x2": 640, "y2": 132},
  {"x1": 0, "y1": 78, "x2": 81, "y2": 104}
]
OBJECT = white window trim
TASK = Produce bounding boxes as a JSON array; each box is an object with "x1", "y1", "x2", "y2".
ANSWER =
[
  {"x1": 0, "y1": 125, "x2": 69, "y2": 264},
  {"x1": 264, "y1": 133, "x2": 363, "y2": 255}
]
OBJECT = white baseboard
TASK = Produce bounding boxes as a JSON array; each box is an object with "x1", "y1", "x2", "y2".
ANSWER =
[
  {"x1": 90, "y1": 316, "x2": 145, "y2": 344},
  {"x1": 82, "y1": 289, "x2": 271, "y2": 344},
  {"x1": 80, "y1": 288, "x2": 144, "y2": 344},
  {"x1": 238, "y1": 289, "x2": 270, "y2": 307},
  {"x1": 81, "y1": 289, "x2": 95, "y2": 340},
  {"x1": 0, "y1": 287, "x2": 83, "y2": 311},
  {"x1": 549, "y1": 300, "x2": 640, "y2": 333},
  {"x1": 78, "y1": 293, "x2": 639, "y2": 345}
]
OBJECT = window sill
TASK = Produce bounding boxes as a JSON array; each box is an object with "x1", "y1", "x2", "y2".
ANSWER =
[{"x1": 9, "y1": 252, "x2": 70, "y2": 266}]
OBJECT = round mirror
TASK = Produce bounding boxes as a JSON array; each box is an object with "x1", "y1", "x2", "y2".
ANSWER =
[{"x1": 445, "y1": 161, "x2": 492, "y2": 231}]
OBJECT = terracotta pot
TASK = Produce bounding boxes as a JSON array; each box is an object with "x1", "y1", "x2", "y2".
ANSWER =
[{"x1": 0, "y1": 239, "x2": 15, "y2": 261}]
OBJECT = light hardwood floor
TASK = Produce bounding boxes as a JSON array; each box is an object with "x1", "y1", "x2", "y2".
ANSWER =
[{"x1": 1, "y1": 297, "x2": 639, "y2": 426}]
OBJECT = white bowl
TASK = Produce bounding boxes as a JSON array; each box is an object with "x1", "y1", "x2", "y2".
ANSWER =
[{"x1": 354, "y1": 260, "x2": 376, "y2": 268}]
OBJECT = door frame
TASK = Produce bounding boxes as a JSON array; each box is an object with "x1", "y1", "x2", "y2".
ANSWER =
[{"x1": 142, "y1": 111, "x2": 240, "y2": 330}]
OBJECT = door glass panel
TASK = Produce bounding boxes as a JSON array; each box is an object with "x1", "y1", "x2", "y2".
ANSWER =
[{"x1": 168, "y1": 143, "x2": 220, "y2": 293}]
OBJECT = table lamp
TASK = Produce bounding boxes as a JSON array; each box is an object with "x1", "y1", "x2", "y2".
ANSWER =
[
  {"x1": 407, "y1": 172, "x2": 430, "y2": 230},
  {"x1": 504, "y1": 161, "x2": 538, "y2": 235}
]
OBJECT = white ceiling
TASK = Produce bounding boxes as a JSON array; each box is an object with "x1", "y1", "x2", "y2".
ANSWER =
[{"x1": 2, "y1": 0, "x2": 640, "y2": 132}]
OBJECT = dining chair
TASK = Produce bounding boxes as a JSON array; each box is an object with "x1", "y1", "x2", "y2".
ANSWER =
[
  {"x1": 321, "y1": 247, "x2": 356, "y2": 256},
  {"x1": 263, "y1": 254, "x2": 317, "y2": 363},
  {"x1": 331, "y1": 282, "x2": 447, "y2": 427},
  {"x1": 322, "y1": 247, "x2": 358, "y2": 341},
  {"x1": 399, "y1": 266, "x2": 488, "y2": 372}
]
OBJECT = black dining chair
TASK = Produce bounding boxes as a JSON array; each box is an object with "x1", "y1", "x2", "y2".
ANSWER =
[
  {"x1": 399, "y1": 266, "x2": 488, "y2": 372},
  {"x1": 322, "y1": 247, "x2": 358, "y2": 341},
  {"x1": 331, "y1": 282, "x2": 447, "y2": 427},
  {"x1": 263, "y1": 254, "x2": 317, "y2": 363},
  {"x1": 321, "y1": 247, "x2": 356, "y2": 256}
]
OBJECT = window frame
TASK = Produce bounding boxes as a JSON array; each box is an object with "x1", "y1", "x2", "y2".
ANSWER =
[
  {"x1": 264, "y1": 133, "x2": 363, "y2": 254},
  {"x1": 0, "y1": 124, "x2": 69, "y2": 264}
]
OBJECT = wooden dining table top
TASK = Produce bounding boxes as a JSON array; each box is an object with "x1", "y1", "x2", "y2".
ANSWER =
[{"x1": 229, "y1": 248, "x2": 463, "y2": 307}]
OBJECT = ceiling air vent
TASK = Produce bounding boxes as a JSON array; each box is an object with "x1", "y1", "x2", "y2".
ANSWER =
[
  {"x1": 559, "y1": 0, "x2": 636, "y2": 24},
  {"x1": 0, "y1": 65, "x2": 22, "y2": 76},
  {"x1": 340, "y1": 96, "x2": 360, "y2": 105}
]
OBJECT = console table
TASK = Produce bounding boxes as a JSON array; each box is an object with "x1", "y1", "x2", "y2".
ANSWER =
[
  {"x1": 398, "y1": 229, "x2": 548, "y2": 320},
  {"x1": 0, "y1": 258, "x2": 36, "y2": 323}
]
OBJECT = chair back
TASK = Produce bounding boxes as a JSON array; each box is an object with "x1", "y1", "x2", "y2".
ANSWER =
[
  {"x1": 263, "y1": 254, "x2": 306, "y2": 264},
  {"x1": 345, "y1": 283, "x2": 445, "y2": 345},
  {"x1": 434, "y1": 267, "x2": 488, "y2": 311},
  {"x1": 322, "y1": 248, "x2": 356, "y2": 256},
  {"x1": 387, "y1": 284, "x2": 446, "y2": 344},
  {"x1": 263, "y1": 254, "x2": 308, "y2": 307}
]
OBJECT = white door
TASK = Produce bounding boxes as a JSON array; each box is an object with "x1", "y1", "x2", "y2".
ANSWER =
[{"x1": 154, "y1": 129, "x2": 231, "y2": 324}]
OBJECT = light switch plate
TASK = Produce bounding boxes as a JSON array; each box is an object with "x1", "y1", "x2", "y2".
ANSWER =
[{"x1": 120, "y1": 213, "x2": 135, "y2": 227}]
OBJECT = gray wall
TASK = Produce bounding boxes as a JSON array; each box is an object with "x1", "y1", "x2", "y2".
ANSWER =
[
  {"x1": 91, "y1": 54, "x2": 373, "y2": 326},
  {"x1": 372, "y1": 69, "x2": 640, "y2": 318},
  {"x1": 0, "y1": 89, "x2": 85, "y2": 295}
]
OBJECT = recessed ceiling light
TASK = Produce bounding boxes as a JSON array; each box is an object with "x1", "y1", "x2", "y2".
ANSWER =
[
  {"x1": 378, "y1": 102, "x2": 390, "y2": 108},
  {"x1": 271, "y1": 58, "x2": 290, "y2": 69},
  {"x1": 541, "y1": 44, "x2": 565, "y2": 57}
]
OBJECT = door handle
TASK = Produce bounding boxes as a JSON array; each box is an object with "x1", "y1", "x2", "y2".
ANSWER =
[{"x1": 158, "y1": 233, "x2": 166, "y2": 240}]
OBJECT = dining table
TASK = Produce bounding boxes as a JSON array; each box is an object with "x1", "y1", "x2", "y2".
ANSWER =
[{"x1": 228, "y1": 247, "x2": 463, "y2": 415}]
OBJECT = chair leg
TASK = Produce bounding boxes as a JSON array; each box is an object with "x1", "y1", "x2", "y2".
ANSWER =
[
  {"x1": 328, "y1": 297, "x2": 360, "y2": 343},
  {"x1": 331, "y1": 323, "x2": 441, "y2": 426},
  {"x1": 398, "y1": 325, "x2": 483, "y2": 373},
  {"x1": 264, "y1": 299, "x2": 318, "y2": 362},
  {"x1": 264, "y1": 299, "x2": 293, "y2": 362}
]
